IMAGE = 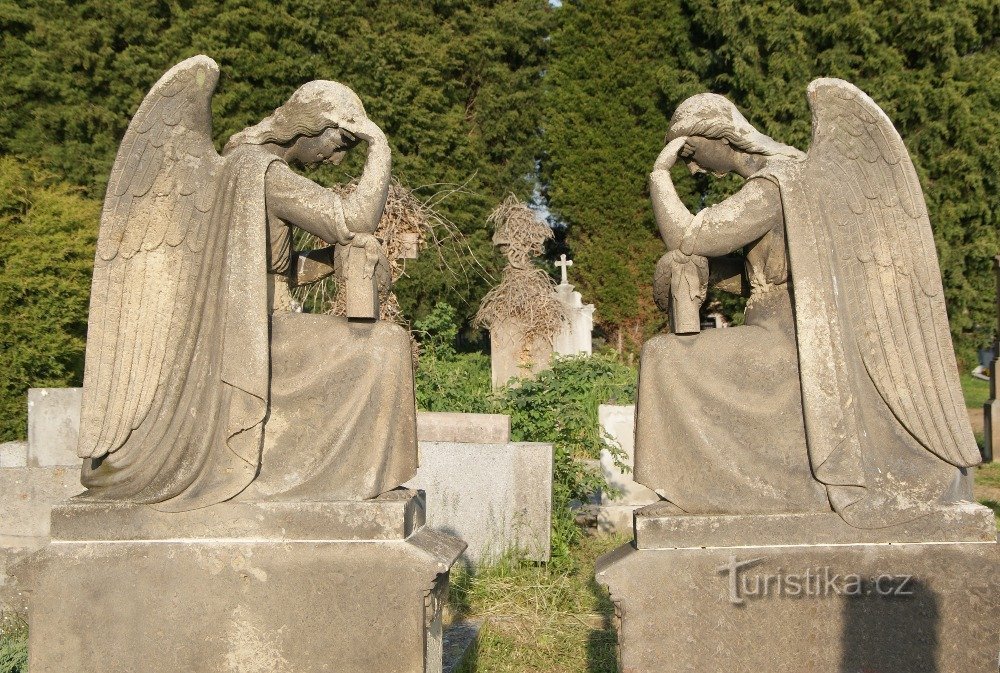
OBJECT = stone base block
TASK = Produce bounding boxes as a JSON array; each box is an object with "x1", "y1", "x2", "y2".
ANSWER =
[
  {"x1": 26, "y1": 492, "x2": 465, "y2": 673},
  {"x1": 417, "y1": 412, "x2": 510, "y2": 444},
  {"x1": 597, "y1": 504, "x2": 1000, "y2": 673},
  {"x1": 406, "y1": 442, "x2": 552, "y2": 565}
]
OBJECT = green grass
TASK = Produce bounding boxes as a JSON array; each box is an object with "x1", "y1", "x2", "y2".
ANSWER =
[
  {"x1": 450, "y1": 534, "x2": 627, "y2": 673},
  {"x1": 961, "y1": 372, "x2": 991, "y2": 409},
  {"x1": 0, "y1": 614, "x2": 27, "y2": 673}
]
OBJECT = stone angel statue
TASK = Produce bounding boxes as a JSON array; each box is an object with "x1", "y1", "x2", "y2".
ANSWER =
[
  {"x1": 75, "y1": 55, "x2": 416, "y2": 511},
  {"x1": 639, "y1": 79, "x2": 981, "y2": 528}
]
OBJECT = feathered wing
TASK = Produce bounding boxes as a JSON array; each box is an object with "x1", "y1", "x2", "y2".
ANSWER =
[
  {"x1": 78, "y1": 56, "x2": 223, "y2": 459},
  {"x1": 803, "y1": 78, "x2": 980, "y2": 467}
]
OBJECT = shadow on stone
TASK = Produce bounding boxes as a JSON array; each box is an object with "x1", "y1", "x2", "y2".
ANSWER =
[{"x1": 840, "y1": 578, "x2": 939, "y2": 673}]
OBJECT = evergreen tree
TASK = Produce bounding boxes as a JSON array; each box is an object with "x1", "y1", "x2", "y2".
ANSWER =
[
  {"x1": 0, "y1": 0, "x2": 553, "y2": 323},
  {"x1": 0, "y1": 158, "x2": 99, "y2": 440}
]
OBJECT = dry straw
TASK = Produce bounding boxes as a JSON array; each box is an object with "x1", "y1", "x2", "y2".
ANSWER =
[
  {"x1": 475, "y1": 195, "x2": 566, "y2": 346},
  {"x1": 292, "y1": 177, "x2": 483, "y2": 362}
]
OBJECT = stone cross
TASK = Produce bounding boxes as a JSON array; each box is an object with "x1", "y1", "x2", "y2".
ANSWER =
[{"x1": 555, "y1": 254, "x2": 573, "y2": 286}]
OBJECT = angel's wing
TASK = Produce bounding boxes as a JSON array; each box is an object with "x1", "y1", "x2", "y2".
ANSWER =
[
  {"x1": 804, "y1": 77, "x2": 980, "y2": 467},
  {"x1": 78, "y1": 55, "x2": 223, "y2": 459}
]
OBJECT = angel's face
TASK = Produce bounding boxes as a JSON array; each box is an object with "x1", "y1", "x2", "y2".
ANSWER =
[
  {"x1": 681, "y1": 136, "x2": 737, "y2": 178},
  {"x1": 287, "y1": 128, "x2": 359, "y2": 167}
]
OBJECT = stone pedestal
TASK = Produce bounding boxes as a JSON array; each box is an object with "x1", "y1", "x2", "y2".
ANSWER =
[
  {"x1": 596, "y1": 502, "x2": 999, "y2": 673},
  {"x1": 25, "y1": 490, "x2": 465, "y2": 673}
]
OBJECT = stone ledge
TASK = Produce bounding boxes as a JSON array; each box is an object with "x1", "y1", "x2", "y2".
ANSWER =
[
  {"x1": 634, "y1": 501, "x2": 997, "y2": 550},
  {"x1": 50, "y1": 489, "x2": 425, "y2": 542},
  {"x1": 417, "y1": 411, "x2": 510, "y2": 444}
]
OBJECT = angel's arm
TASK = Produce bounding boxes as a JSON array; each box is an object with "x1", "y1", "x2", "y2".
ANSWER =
[
  {"x1": 265, "y1": 165, "x2": 355, "y2": 245},
  {"x1": 341, "y1": 123, "x2": 391, "y2": 234},
  {"x1": 650, "y1": 172, "x2": 782, "y2": 257}
]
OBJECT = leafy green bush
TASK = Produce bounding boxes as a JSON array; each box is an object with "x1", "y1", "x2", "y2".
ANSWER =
[
  {"x1": 0, "y1": 156, "x2": 99, "y2": 440},
  {"x1": 414, "y1": 303, "x2": 638, "y2": 563},
  {"x1": 414, "y1": 302, "x2": 496, "y2": 414},
  {"x1": 503, "y1": 355, "x2": 635, "y2": 563}
]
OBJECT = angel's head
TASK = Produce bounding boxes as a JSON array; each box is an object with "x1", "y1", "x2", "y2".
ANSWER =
[
  {"x1": 666, "y1": 93, "x2": 803, "y2": 178},
  {"x1": 224, "y1": 80, "x2": 367, "y2": 166}
]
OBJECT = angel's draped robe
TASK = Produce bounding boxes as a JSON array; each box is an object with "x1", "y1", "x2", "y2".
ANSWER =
[
  {"x1": 638, "y1": 162, "x2": 967, "y2": 528},
  {"x1": 80, "y1": 147, "x2": 417, "y2": 510}
]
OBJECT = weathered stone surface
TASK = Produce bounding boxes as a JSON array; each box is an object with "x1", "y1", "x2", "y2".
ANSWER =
[
  {"x1": 597, "y1": 510, "x2": 1000, "y2": 673},
  {"x1": 27, "y1": 388, "x2": 82, "y2": 467},
  {"x1": 0, "y1": 545, "x2": 36, "y2": 614},
  {"x1": 597, "y1": 405, "x2": 656, "y2": 534},
  {"x1": 28, "y1": 495, "x2": 465, "y2": 673},
  {"x1": 0, "y1": 467, "x2": 82, "y2": 610},
  {"x1": 0, "y1": 441, "x2": 27, "y2": 468},
  {"x1": 442, "y1": 621, "x2": 480, "y2": 673},
  {"x1": 488, "y1": 320, "x2": 552, "y2": 389},
  {"x1": 416, "y1": 411, "x2": 510, "y2": 444},
  {"x1": 634, "y1": 501, "x2": 997, "y2": 549},
  {"x1": 50, "y1": 489, "x2": 423, "y2": 542},
  {"x1": 406, "y1": 442, "x2": 552, "y2": 564},
  {"x1": 0, "y1": 467, "x2": 83, "y2": 542},
  {"x1": 552, "y1": 280, "x2": 594, "y2": 357}
]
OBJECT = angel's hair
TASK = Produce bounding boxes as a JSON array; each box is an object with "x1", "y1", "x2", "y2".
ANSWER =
[
  {"x1": 666, "y1": 93, "x2": 804, "y2": 159},
  {"x1": 224, "y1": 80, "x2": 366, "y2": 154}
]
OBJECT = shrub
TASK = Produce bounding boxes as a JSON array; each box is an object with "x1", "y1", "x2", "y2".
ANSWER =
[
  {"x1": 501, "y1": 355, "x2": 635, "y2": 562},
  {"x1": 413, "y1": 303, "x2": 639, "y2": 563},
  {"x1": 0, "y1": 156, "x2": 99, "y2": 440}
]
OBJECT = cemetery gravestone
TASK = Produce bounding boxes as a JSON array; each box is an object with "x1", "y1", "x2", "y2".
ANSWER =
[
  {"x1": 598, "y1": 80, "x2": 999, "y2": 673},
  {"x1": 552, "y1": 254, "x2": 595, "y2": 357},
  {"x1": 477, "y1": 197, "x2": 566, "y2": 388},
  {"x1": 25, "y1": 56, "x2": 464, "y2": 673},
  {"x1": 407, "y1": 441, "x2": 553, "y2": 565},
  {"x1": 27, "y1": 388, "x2": 82, "y2": 467}
]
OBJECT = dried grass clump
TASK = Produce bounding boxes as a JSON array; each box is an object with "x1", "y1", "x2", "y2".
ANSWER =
[
  {"x1": 488, "y1": 195, "x2": 553, "y2": 270},
  {"x1": 475, "y1": 196, "x2": 565, "y2": 345},
  {"x1": 292, "y1": 177, "x2": 481, "y2": 364}
]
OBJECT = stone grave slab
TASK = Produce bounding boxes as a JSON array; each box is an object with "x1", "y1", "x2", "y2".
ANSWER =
[
  {"x1": 27, "y1": 387, "x2": 82, "y2": 467},
  {"x1": 406, "y1": 442, "x2": 552, "y2": 565}
]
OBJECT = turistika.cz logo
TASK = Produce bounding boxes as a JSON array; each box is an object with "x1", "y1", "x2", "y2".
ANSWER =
[{"x1": 716, "y1": 556, "x2": 915, "y2": 605}]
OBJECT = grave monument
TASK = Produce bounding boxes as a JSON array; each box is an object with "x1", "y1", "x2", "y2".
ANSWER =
[
  {"x1": 597, "y1": 79, "x2": 999, "y2": 672},
  {"x1": 24, "y1": 55, "x2": 464, "y2": 673},
  {"x1": 552, "y1": 254, "x2": 595, "y2": 357},
  {"x1": 476, "y1": 197, "x2": 566, "y2": 388}
]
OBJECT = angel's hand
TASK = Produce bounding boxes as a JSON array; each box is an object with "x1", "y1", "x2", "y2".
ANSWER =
[
  {"x1": 653, "y1": 136, "x2": 688, "y2": 172},
  {"x1": 329, "y1": 211, "x2": 356, "y2": 246},
  {"x1": 350, "y1": 233, "x2": 382, "y2": 278}
]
